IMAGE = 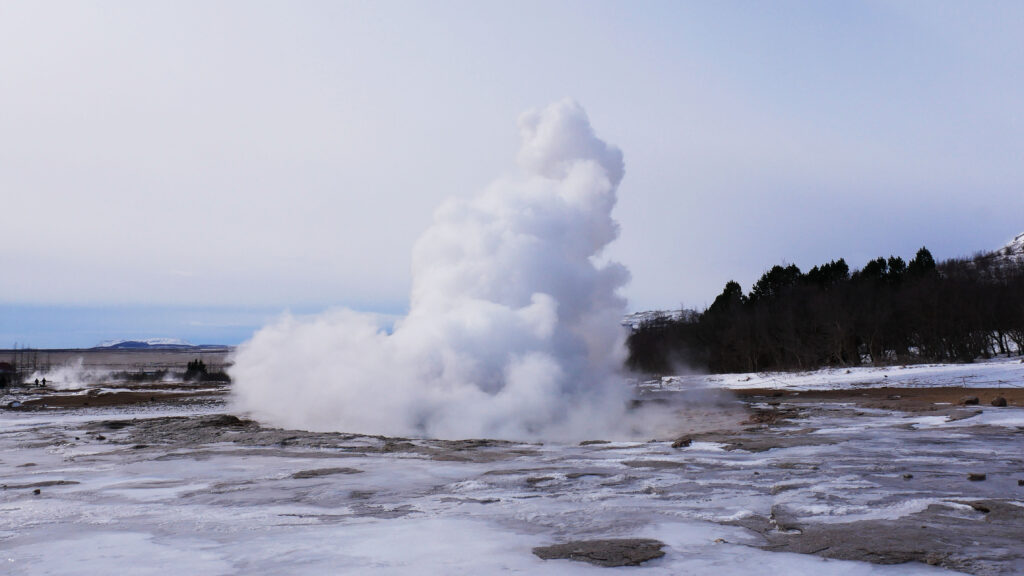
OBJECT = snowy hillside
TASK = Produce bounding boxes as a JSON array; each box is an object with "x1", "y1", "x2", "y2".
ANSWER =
[
  {"x1": 622, "y1": 310, "x2": 689, "y2": 330},
  {"x1": 991, "y1": 231, "x2": 1024, "y2": 264},
  {"x1": 967, "y1": 231, "x2": 1024, "y2": 270}
]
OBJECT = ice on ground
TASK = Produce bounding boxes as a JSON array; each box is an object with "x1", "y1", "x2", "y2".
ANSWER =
[{"x1": 4, "y1": 402, "x2": 1008, "y2": 575}]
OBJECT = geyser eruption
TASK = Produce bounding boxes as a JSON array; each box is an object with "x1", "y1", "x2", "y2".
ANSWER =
[{"x1": 231, "y1": 100, "x2": 642, "y2": 440}]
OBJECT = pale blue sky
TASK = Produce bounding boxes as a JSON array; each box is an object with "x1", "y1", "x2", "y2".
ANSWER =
[{"x1": 2, "y1": 1, "x2": 1022, "y2": 346}]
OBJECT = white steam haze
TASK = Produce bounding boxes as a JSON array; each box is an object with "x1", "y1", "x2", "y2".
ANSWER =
[
  {"x1": 30, "y1": 358, "x2": 111, "y2": 390},
  {"x1": 230, "y1": 100, "x2": 657, "y2": 441}
]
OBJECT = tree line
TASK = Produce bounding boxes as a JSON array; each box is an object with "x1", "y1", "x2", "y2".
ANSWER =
[{"x1": 626, "y1": 247, "x2": 1024, "y2": 374}]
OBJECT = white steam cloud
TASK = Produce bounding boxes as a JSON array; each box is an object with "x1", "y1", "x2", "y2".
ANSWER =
[
  {"x1": 230, "y1": 100, "x2": 649, "y2": 441},
  {"x1": 30, "y1": 358, "x2": 111, "y2": 390}
]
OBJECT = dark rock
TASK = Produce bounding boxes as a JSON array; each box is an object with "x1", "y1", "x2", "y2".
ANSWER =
[
  {"x1": 960, "y1": 396, "x2": 980, "y2": 406},
  {"x1": 968, "y1": 473, "x2": 986, "y2": 481},
  {"x1": 1018, "y1": 479, "x2": 1024, "y2": 486},
  {"x1": 95, "y1": 435, "x2": 106, "y2": 441},
  {"x1": 903, "y1": 473, "x2": 914, "y2": 480},
  {"x1": 291, "y1": 467, "x2": 362, "y2": 479},
  {"x1": 991, "y1": 396, "x2": 1007, "y2": 407},
  {"x1": 731, "y1": 501, "x2": 1024, "y2": 573},
  {"x1": 533, "y1": 538, "x2": 665, "y2": 567},
  {"x1": 204, "y1": 414, "x2": 247, "y2": 427},
  {"x1": 565, "y1": 471, "x2": 611, "y2": 479},
  {"x1": 968, "y1": 502, "x2": 990, "y2": 514},
  {"x1": 3, "y1": 480, "x2": 80, "y2": 490},
  {"x1": 33, "y1": 488, "x2": 40, "y2": 495},
  {"x1": 439, "y1": 496, "x2": 500, "y2": 504},
  {"x1": 671, "y1": 436, "x2": 692, "y2": 448},
  {"x1": 622, "y1": 460, "x2": 686, "y2": 469},
  {"x1": 745, "y1": 407, "x2": 799, "y2": 425},
  {"x1": 435, "y1": 438, "x2": 513, "y2": 451}
]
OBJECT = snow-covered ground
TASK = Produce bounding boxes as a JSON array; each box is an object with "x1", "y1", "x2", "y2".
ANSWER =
[
  {"x1": 3, "y1": 354, "x2": 1024, "y2": 574},
  {"x1": 651, "y1": 355, "x2": 1024, "y2": 392},
  {"x1": 3, "y1": 396, "x2": 1022, "y2": 574}
]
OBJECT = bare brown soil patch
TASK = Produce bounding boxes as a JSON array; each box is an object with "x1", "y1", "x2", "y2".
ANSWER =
[
  {"x1": 18, "y1": 387, "x2": 227, "y2": 408},
  {"x1": 731, "y1": 387, "x2": 1024, "y2": 412}
]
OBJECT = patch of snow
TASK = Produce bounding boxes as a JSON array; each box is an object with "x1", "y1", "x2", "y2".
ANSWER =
[{"x1": 653, "y1": 356, "x2": 1024, "y2": 392}]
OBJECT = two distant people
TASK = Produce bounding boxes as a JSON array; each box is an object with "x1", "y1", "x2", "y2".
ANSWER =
[{"x1": 34, "y1": 378, "x2": 46, "y2": 386}]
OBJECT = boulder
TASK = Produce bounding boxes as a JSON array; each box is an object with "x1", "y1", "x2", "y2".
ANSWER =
[
  {"x1": 533, "y1": 538, "x2": 665, "y2": 567},
  {"x1": 671, "y1": 436, "x2": 692, "y2": 448},
  {"x1": 991, "y1": 396, "x2": 1007, "y2": 407}
]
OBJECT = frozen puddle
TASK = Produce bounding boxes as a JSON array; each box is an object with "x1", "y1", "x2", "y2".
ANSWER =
[{"x1": 3, "y1": 403, "x2": 1023, "y2": 575}]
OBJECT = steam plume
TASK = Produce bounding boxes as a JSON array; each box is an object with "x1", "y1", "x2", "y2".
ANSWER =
[
  {"x1": 231, "y1": 100, "x2": 642, "y2": 440},
  {"x1": 30, "y1": 358, "x2": 110, "y2": 390}
]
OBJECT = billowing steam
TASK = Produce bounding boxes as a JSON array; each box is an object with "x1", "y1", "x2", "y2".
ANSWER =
[
  {"x1": 230, "y1": 100, "x2": 648, "y2": 441},
  {"x1": 30, "y1": 358, "x2": 111, "y2": 390}
]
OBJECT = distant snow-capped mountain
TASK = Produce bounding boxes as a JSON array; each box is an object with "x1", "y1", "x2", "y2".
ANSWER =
[
  {"x1": 97, "y1": 338, "x2": 192, "y2": 348},
  {"x1": 93, "y1": 338, "x2": 232, "y2": 350}
]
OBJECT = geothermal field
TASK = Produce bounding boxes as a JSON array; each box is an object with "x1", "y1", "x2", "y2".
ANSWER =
[
  {"x1": 3, "y1": 350, "x2": 1024, "y2": 575},
  {"x1": 4, "y1": 104, "x2": 1023, "y2": 576}
]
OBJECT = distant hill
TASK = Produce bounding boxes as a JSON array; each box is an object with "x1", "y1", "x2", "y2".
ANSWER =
[
  {"x1": 93, "y1": 338, "x2": 229, "y2": 351},
  {"x1": 985, "y1": 232, "x2": 1024, "y2": 266},
  {"x1": 951, "y1": 231, "x2": 1024, "y2": 278},
  {"x1": 622, "y1": 310, "x2": 689, "y2": 330}
]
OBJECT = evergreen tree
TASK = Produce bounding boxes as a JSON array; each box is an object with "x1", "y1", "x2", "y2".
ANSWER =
[
  {"x1": 907, "y1": 247, "x2": 937, "y2": 278},
  {"x1": 749, "y1": 264, "x2": 802, "y2": 302}
]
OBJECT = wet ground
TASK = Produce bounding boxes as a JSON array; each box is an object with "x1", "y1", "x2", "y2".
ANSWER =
[{"x1": 2, "y1": 382, "x2": 1023, "y2": 575}]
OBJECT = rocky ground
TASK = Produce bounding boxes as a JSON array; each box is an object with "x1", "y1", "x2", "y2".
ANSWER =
[{"x1": 2, "y1": 373, "x2": 1023, "y2": 574}]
